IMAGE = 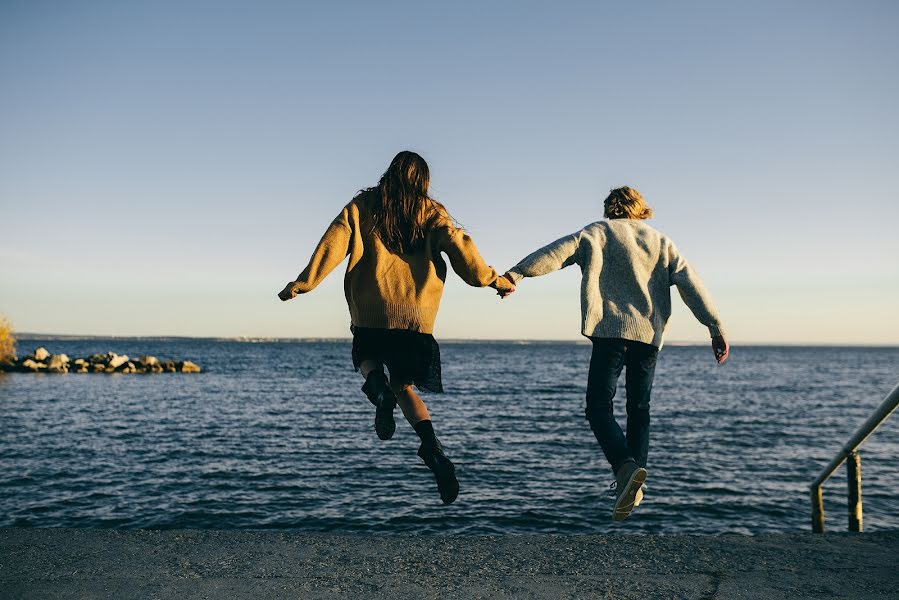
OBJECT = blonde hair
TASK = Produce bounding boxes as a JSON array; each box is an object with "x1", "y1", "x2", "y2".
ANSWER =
[{"x1": 603, "y1": 186, "x2": 653, "y2": 220}]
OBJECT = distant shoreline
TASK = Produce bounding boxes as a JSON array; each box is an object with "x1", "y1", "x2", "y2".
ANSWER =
[{"x1": 12, "y1": 334, "x2": 899, "y2": 347}]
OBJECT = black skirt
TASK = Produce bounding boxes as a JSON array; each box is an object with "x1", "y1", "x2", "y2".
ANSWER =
[{"x1": 351, "y1": 326, "x2": 444, "y2": 393}]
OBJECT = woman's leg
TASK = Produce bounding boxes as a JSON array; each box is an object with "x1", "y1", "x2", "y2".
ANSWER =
[
  {"x1": 359, "y1": 360, "x2": 381, "y2": 378},
  {"x1": 390, "y1": 380, "x2": 431, "y2": 426},
  {"x1": 390, "y1": 378, "x2": 458, "y2": 505},
  {"x1": 359, "y1": 359, "x2": 397, "y2": 441}
]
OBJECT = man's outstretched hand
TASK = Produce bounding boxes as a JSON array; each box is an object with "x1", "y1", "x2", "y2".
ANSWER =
[
  {"x1": 278, "y1": 282, "x2": 302, "y2": 301},
  {"x1": 712, "y1": 335, "x2": 729, "y2": 364}
]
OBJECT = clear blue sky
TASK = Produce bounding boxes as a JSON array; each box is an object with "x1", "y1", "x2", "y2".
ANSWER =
[{"x1": 2, "y1": 1, "x2": 898, "y2": 343}]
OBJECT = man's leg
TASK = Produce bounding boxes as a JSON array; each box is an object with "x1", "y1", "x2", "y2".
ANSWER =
[
  {"x1": 585, "y1": 338, "x2": 631, "y2": 474},
  {"x1": 624, "y1": 342, "x2": 658, "y2": 469}
]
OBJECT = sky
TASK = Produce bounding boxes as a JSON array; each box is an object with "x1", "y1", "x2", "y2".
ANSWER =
[{"x1": 1, "y1": 1, "x2": 898, "y2": 344}]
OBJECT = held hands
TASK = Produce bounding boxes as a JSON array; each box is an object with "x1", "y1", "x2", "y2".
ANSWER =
[
  {"x1": 278, "y1": 281, "x2": 302, "y2": 301},
  {"x1": 712, "y1": 335, "x2": 729, "y2": 364},
  {"x1": 494, "y1": 273, "x2": 516, "y2": 299}
]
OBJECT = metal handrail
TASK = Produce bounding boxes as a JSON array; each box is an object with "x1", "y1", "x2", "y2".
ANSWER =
[{"x1": 810, "y1": 381, "x2": 899, "y2": 532}]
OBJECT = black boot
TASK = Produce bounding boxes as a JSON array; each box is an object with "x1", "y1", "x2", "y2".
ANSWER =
[
  {"x1": 414, "y1": 420, "x2": 458, "y2": 505},
  {"x1": 361, "y1": 369, "x2": 397, "y2": 441}
]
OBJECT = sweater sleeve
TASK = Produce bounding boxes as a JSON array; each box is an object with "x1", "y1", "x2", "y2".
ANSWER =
[
  {"x1": 291, "y1": 206, "x2": 353, "y2": 294},
  {"x1": 667, "y1": 242, "x2": 725, "y2": 338},
  {"x1": 504, "y1": 231, "x2": 582, "y2": 283},
  {"x1": 441, "y1": 227, "x2": 501, "y2": 288}
]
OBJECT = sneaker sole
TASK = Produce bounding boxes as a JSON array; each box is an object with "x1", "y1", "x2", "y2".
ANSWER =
[
  {"x1": 633, "y1": 485, "x2": 645, "y2": 508},
  {"x1": 612, "y1": 467, "x2": 647, "y2": 521}
]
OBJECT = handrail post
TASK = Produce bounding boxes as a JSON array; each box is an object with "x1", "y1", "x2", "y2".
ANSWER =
[
  {"x1": 811, "y1": 485, "x2": 825, "y2": 533},
  {"x1": 810, "y1": 381, "x2": 899, "y2": 533},
  {"x1": 847, "y1": 452, "x2": 863, "y2": 532}
]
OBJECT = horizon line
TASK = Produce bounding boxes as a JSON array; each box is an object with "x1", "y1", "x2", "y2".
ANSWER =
[{"x1": 11, "y1": 332, "x2": 899, "y2": 348}]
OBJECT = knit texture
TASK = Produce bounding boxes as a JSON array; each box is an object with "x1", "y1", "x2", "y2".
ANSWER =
[
  {"x1": 506, "y1": 219, "x2": 724, "y2": 347},
  {"x1": 290, "y1": 192, "x2": 509, "y2": 334}
]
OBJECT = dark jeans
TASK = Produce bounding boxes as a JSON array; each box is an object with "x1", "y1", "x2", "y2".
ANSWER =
[{"x1": 585, "y1": 337, "x2": 659, "y2": 474}]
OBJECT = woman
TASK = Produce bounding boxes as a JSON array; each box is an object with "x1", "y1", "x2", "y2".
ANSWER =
[
  {"x1": 500, "y1": 186, "x2": 728, "y2": 521},
  {"x1": 278, "y1": 151, "x2": 514, "y2": 505}
]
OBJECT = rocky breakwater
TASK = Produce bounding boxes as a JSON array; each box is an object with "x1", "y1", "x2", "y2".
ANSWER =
[{"x1": 1, "y1": 347, "x2": 201, "y2": 374}]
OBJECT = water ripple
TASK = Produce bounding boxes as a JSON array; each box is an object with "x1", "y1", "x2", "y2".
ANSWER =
[{"x1": 1, "y1": 340, "x2": 897, "y2": 534}]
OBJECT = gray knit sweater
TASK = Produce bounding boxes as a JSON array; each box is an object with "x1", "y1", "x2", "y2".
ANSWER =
[{"x1": 506, "y1": 219, "x2": 724, "y2": 347}]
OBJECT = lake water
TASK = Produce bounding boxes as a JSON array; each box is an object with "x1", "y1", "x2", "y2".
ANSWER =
[{"x1": 1, "y1": 338, "x2": 897, "y2": 534}]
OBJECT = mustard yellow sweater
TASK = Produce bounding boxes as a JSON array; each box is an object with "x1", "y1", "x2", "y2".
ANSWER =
[{"x1": 288, "y1": 193, "x2": 510, "y2": 334}]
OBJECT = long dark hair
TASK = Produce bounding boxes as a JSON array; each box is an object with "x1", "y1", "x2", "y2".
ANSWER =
[{"x1": 363, "y1": 151, "x2": 443, "y2": 254}]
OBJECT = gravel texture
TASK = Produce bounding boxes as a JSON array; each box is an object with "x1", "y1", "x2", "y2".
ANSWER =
[{"x1": 1, "y1": 529, "x2": 897, "y2": 599}]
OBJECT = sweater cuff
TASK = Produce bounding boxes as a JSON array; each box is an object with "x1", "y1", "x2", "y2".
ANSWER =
[
  {"x1": 708, "y1": 324, "x2": 724, "y2": 338},
  {"x1": 504, "y1": 270, "x2": 525, "y2": 284}
]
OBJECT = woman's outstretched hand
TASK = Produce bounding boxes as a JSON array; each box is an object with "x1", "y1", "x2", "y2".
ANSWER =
[
  {"x1": 278, "y1": 282, "x2": 302, "y2": 301},
  {"x1": 494, "y1": 273, "x2": 516, "y2": 299},
  {"x1": 712, "y1": 335, "x2": 729, "y2": 364}
]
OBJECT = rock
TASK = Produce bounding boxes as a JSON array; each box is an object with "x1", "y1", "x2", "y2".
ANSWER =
[
  {"x1": 106, "y1": 353, "x2": 129, "y2": 369},
  {"x1": 138, "y1": 355, "x2": 159, "y2": 367},
  {"x1": 46, "y1": 355, "x2": 69, "y2": 373},
  {"x1": 88, "y1": 354, "x2": 108, "y2": 370},
  {"x1": 8, "y1": 351, "x2": 201, "y2": 375},
  {"x1": 21, "y1": 359, "x2": 46, "y2": 372},
  {"x1": 178, "y1": 360, "x2": 201, "y2": 373}
]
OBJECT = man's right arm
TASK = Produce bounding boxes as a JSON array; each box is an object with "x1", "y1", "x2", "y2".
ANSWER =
[{"x1": 504, "y1": 230, "x2": 582, "y2": 284}]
